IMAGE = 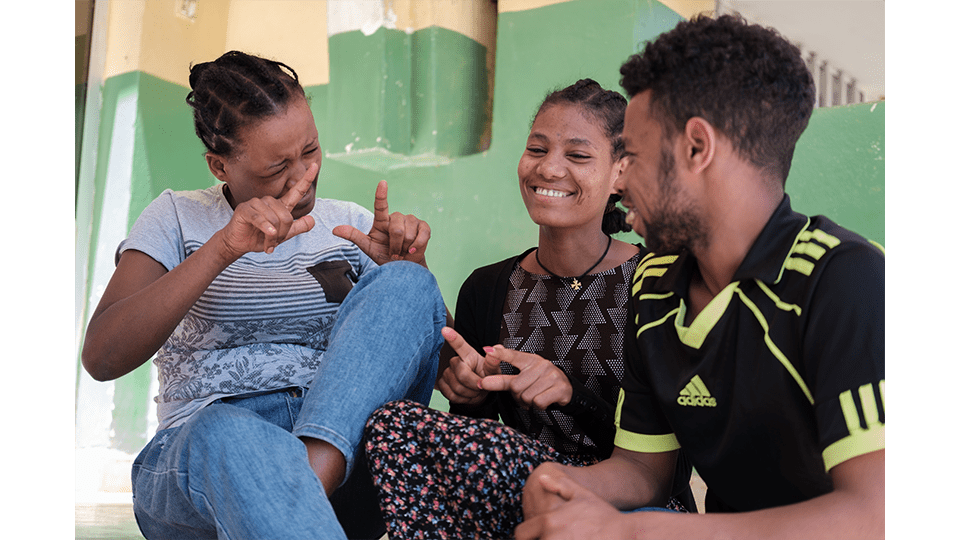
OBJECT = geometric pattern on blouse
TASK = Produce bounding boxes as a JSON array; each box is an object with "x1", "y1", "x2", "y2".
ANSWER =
[{"x1": 497, "y1": 253, "x2": 640, "y2": 456}]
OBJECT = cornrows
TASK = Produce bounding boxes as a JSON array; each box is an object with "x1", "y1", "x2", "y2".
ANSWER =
[
  {"x1": 531, "y1": 78, "x2": 632, "y2": 235},
  {"x1": 535, "y1": 78, "x2": 627, "y2": 160},
  {"x1": 185, "y1": 51, "x2": 306, "y2": 157}
]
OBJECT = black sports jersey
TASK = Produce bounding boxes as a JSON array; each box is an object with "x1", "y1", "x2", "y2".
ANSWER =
[{"x1": 615, "y1": 195, "x2": 885, "y2": 513}]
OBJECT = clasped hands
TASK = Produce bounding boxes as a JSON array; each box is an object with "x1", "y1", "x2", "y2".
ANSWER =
[{"x1": 218, "y1": 162, "x2": 430, "y2": 265}]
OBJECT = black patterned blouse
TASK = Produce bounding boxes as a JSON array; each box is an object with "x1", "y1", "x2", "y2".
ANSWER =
[{"x1": 497, "y1": 251, "x2": 642, "y2": 456}]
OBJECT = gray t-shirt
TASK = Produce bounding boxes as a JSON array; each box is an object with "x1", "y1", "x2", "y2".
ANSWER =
[{"x1": 119, "y1": 184, "x2": 376, "y2": 430}]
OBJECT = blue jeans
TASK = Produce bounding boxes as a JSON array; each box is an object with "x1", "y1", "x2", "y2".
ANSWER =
[{"x1": 130, "y1": 262, "x2": 445, "y2": 540}]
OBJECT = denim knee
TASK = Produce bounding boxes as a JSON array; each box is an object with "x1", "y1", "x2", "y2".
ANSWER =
[{"x1": 366, "y1": 262, "x2": 441, "y2": 302}]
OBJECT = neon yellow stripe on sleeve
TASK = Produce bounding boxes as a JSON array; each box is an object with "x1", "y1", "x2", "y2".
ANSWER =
[
  {"x1": 859, "y1": 383, "x2": 880, "y2": 426},
  {"x1": 839, "y1": 389, "x2": 861, "y2": 435},
  {"x1": 614, "y1": 429, "x2": 681, "y2": 453},
  {"x1": 822, "y1": 425, "x2": 885, "y2": 471}
]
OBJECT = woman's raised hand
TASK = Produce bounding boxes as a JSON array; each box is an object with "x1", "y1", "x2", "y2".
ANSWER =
[
  {"x1": 436, "y1": 327, "x2": 499, "y2": 405},
  {"x1": 217, "y1": 162, "x2": 318, "y2": 260},
  {"x1": 332, "y1": 181, "x2": 431, "y2": 267},
  {"x1": 478, "y1": 346, "x2": 574, "y2": 410}
]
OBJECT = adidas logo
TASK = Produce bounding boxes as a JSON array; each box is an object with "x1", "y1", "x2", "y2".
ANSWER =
[{"x1": 677, "y1": 375, "x2": 717, "y2": 407}]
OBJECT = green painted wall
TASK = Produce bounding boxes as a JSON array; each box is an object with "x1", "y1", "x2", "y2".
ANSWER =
[
  {"x1": 78, "y1": 0, "x2": 884, "y2": 443},
  {"x1": 324, "y1": 25, "x2": 489, "y2": 159},
  {"x1": 410, "y1": 26, "x2": 489, "y2": 156},
  {"x1": 790, "y1": 101, "x2": 885, "y2": 246},
  {"x1": 85, "y1": 71, "x2": 209, "y2": 452},
  {"x1": 319, "y1": 0, "x2": 691, "y2": 306}
]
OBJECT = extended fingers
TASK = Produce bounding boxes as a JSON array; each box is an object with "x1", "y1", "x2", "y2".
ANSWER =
[
  {"x1": 285, "y1": 214, "x2": 316, "y2": 241},
  {"x1": 280, "y1": 162, "x2": 318, "y2": 210},
  {"x1": 332, "y1": 224, "x2": 369, "y2": 250},
  {"x1": 481, "y1": 348, "x2": 572, "y2": 409},
  {"x1": 441, "y1": 327, "x2": 481, "y2": 363},
  {"x1": 372, "y1": 180, "x2": 390, "y2": 224}
]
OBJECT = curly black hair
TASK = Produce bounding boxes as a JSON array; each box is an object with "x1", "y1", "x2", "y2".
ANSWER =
[
  {"x1": 532, "y1": 79, "x2": 632, "y2": 235},
  {"x1": 619, "y1": 14, "x2": 815, "y2": 184},
  {"x1": 185, "y1": 51, "x2": 306, "y2": 157}
]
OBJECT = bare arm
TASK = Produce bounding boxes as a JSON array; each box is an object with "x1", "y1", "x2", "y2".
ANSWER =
[{"x1": 81, "y1": 163, "x2": 318, "y2": 381}]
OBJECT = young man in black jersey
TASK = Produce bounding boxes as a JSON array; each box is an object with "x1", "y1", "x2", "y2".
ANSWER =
[{"x1": 516, "y1": 14, "x2": 884, "y2": 540}]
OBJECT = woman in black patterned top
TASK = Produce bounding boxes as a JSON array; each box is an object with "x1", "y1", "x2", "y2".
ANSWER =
[{"x1": 364, "y1": 79, "x2": 694, "y2": 539}]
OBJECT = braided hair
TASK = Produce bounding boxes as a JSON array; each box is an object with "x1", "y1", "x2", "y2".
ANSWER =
[
  {"x1": 532, "y1": 79, "x2": 631, "y2": 235},
  {"x1": 186, "y1": 51, "x2": 306, "y2": 157}
]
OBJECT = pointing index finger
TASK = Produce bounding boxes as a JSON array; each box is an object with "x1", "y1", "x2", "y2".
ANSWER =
[
  {"x1": 281, "y1": 162, "x2": 318, "y2": 210},
  {"x1": 441, "y1": 327, "x2": 483, "y2": 363},
  {"x1": 372, "y1": 180, "x2": 390, "y2": 225},
  {"x1": 486, "y1": 346, "x2": 535, "y2": 371}
]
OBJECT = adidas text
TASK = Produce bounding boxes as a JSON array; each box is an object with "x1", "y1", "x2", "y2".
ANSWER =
[{"x1": 677, "y1": 395, "x2": 717, "y2": 407}]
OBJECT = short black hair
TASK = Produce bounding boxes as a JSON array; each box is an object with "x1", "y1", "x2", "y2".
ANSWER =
[
  {"x1": 186, "y1": 51, "x2": 306, "y2": 157},
  {"x1": 619, "y1": 14, "x2": 815, "y2": 183}
]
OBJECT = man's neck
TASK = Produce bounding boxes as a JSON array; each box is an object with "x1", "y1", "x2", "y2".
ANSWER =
[{"x1": 690, "y1": 174, "x2": 783, "y2": 303}]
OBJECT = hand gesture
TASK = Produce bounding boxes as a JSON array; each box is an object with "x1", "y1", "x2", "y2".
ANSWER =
[
  {"x1": 436, "y1": 327, "x2": 499, "y2": 405},
  {"x1": 478, "y1": 346, "x2": 573, "y2": 410},
  {"x1": 517, "y1": 464, "x2": 631, "y2": 540},
  {"x1": 332, "y1": 180, "x2": 431, "y2": 266},
  {"x1": 216, "y1": 162, "x2": 318, "y2": 260}
]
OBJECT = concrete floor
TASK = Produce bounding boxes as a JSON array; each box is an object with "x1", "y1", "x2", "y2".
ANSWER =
[{"x1": 76, "y1": 504, "x2": 144, "y2": 540}]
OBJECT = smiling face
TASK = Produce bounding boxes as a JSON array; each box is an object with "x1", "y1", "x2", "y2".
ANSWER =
[
  {"x1": 618, "y1": 91, "x2": 705, "y2": 254},
  {"x1": 517, "y1": 103, "x2": 621, "y2": 231},
  {"x1": 208, "y1": 96, "x2": 321, "y2": 219}
]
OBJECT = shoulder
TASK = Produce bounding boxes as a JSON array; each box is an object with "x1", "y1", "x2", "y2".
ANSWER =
[
  {"x1": 782, "y1": 216, "x2": 884, "y2": 296},
  {"x1": 457, "y1": 249, "x2": 532, "y2": 312},
  {"x1": 158, "y1": 184, "x2": 225, "y2": 208},
  {"x1": 463, "y1": 249, "x2": 533, "y2": 289},
  {"x1": 631, "y1": 251, "x2": 684, "y2": 295},
  {"x1": 135, "y1": 185, "x2": 228, "y2": 224}
]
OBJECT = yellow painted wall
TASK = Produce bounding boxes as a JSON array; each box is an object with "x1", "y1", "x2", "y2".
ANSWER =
[
  {"x1": 499, "y1": 0, "x2": 714, "y2": 19},
  {"x1": 498, "y1": 0, "x2": 572, "y2": 12},
  {"x1": 103, "y1": 0, "x2": 230, "y2": 86},
  {"x1": 392, "y1": 0, "x2": 497, "y2": 48},
  {"x1": 225, "y1": 0, "x2": 330, "y2": 85},
  {"x1": 660, "y1": 0, "x2": 714, "y2": 19},
  {"x1": 101, "y1": 0, "x2": 331, "y2": 87}
]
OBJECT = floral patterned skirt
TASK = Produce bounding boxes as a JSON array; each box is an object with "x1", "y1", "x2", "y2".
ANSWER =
[{"x1": 363, "y1": 400, "x2": 684, "y2": 539}]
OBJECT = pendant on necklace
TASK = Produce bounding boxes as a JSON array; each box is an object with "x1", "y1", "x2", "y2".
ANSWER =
[{"x1": 571, "y1": 278, "x2": 582, "y2": 291}]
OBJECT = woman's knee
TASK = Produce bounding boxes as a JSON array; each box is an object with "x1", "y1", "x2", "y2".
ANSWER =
[{"x1": 365, "y1": 399, "x2": 425, "y2": 433}]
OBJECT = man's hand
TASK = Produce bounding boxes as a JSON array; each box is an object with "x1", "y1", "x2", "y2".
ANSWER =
[
  {"x1": 436, "y1": 327, "x2": 498, "y2": 405},
  {"x1": 217, "y1": 162, "x2": 318, "y2": 260},
  {"x1": 517, "y1": 463, "x2": 635, "y2": 540},
  {"x1": 478, "y1": 346, "x2": 573, "y2": 410},
  {"x1": 333, "y1": 180, "x2": 431, "y2": 266}
]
